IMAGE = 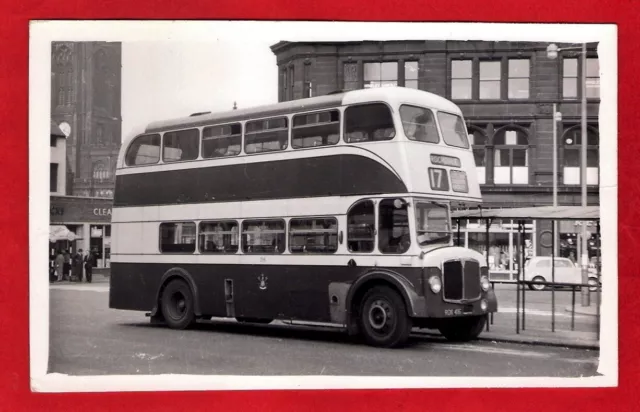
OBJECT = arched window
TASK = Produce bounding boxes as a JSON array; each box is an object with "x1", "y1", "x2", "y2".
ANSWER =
[
  {"x1": 54, "y1": 44, "x2": 73, "y2": 107},
  {"x1": 562, "y1": 125, "x2": 599, "y2": 185},
  {"x1": 492, "y1": 126, "x2": 529, "y2": 185},
  {"x1": 467, "y1": 126, "x2": 487, "y2": 184}
]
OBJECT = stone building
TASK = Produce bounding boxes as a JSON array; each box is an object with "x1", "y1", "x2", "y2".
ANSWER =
[{"x1": 271, "y1": 40, "x2": 601, "y2": 279}]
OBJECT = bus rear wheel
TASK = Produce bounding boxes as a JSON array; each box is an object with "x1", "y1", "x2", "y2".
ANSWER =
[
  {"x1": 437, "y1": 315, "x2": 486, "y2": 342},
  {"x1": 358, "y1": 286, "x2": 412, "y2": 348},
  {"x1": 160, "y1": 279, "x2": 196, "y2": 330}
]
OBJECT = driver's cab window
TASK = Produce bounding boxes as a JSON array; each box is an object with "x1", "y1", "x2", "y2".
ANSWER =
[
  {"x1": 347, "y1": 200, "x2": 375, "y2": 253},
  {"x1": 378, "y1": 199, "x2": 411, "y2": 254}
]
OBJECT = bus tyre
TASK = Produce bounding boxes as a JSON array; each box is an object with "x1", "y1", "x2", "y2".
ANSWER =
[
  {"x1": 438, "y1": 315, "x2": 486, "y2": 342},
  {"x1": 160, "y1": 279, "x2": 196, "y2": 330},
  {"x1": 358, "y1": 286, "x2": 412, "y2": 348}
]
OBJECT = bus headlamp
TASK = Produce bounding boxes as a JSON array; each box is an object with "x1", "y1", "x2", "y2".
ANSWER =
[
  {"x1": 480, "y1": 276, "x2": 490, "y2": 292},
  {"x1": 428, "y1": 275, "x2": 442, "y2": 293}
]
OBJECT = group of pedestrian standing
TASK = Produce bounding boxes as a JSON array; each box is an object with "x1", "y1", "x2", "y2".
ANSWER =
[{"x1": 51, "y1": 249, "x2": 95, "y2": 283}]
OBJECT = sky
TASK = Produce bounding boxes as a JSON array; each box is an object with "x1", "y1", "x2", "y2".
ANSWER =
[{"x1": 120, "y1": 40, "x2": 278, "y2": 141}]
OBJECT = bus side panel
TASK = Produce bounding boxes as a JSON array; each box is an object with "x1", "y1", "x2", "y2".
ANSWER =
[
  {"x1": 109, "y1": 262, "x2": 425, "y2": 323},
  {"x1": 109, "y1": 262, "x2": 162, "y2": 311}
]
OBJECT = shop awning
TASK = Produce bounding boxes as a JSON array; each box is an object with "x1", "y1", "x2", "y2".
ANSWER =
[
  {"x1": 49, "y1": 225, "x2": 78, "y2": 242},
  {"x1": 451, "y1": 206, "x2": 600, "y2": 221}
]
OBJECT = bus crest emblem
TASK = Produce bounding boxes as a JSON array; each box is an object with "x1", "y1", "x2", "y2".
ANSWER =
[{"x1": 258, "y1": 274, "x2": 268, "y2": 290}]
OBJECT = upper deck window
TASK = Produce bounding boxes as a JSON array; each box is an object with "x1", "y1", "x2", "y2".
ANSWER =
[
  {"x1": 436, "y1": 112, "x2": 469, "y2": 149},
  {"x1": 202, "y1": 123, "x2": 242, "y2": 158},
  {"x1": 125, "y1": 134, "x2": 161, "y2": 166},
  {"x1": 163, "y1": 129, "x2": 200, "y2": 162},
  {"x1": 292, "y1": 110, "x2": 340, "y2": 149},
  {"x1": 344, "y1": 103, "x2": 395, "y2": 143},
  {"x1": 399, "y1": 105, "x2": 439, "y2": 143},
  {"x1": 245, "y1": 117, "x2": 288, "y2": 154}
]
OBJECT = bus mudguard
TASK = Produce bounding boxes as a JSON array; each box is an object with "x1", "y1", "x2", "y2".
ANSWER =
[
  {"x1": 150, "y1": 267, "x2": 202, "y2": 318},
  {"x1": 329, "y1": 269, "x2": 427, "y2": 327}
]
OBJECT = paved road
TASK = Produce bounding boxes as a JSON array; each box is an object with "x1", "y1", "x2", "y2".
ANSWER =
[{"x1": 48, "y1": 284, "x2": 600, "y2": 377}]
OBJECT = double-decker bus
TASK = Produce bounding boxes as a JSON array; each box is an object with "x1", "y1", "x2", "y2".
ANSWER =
[{"x1": 109, "y1": 86, "x2": 497, "y2": 348}]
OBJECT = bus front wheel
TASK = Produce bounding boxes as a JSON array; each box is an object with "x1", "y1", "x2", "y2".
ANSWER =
[
  {"x1": 160, "y1": 279, "x2": 196, "y2": 330},
  {"x1": 437, "y1": 315, "x2": 486, "y2": 342},
  {"x1": 358, "y1": 286, "x2": 412, "y2": 348}
]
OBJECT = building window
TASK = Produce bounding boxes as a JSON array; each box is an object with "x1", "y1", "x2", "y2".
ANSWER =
[
  {"x1": 245, "y1": 117, "x2": 288, "y2": 154},
  {"x1": 480, "y1": 61, "x2": 501, "y2": 100},
  {"x1": 303, "y1": 62, "x2": 312, "y2": 98},
  {"x1": 347, "y1": 199, "x2": 375, "y2": 253},
  {"x1": 400, "y1": 105, "x2": 439, "y2": 143},
  {"x1": 288, "y1": 65, "x2": 295, "y2": 100},
  {"x1": 493, "y1": 127, "x2": 529, "y2": 184},
  {"x1": 282, "y1": 68, "x2": 288, "y2": 101},
  {"x1": 344, "y1": 103, "x2": 395, "y2": 143},
  {"x1": 199, "y1": 220, "x2": 239, "y2": 253},
  {"x1": 92, "y1": 163, "x2": 110, "y2": 180},
  {"x1": 562, "y1": 58, "x2": 578, "y2": 99},
  {"x1": 159, "y1": 222, "x2": 196, "y2": 253},
  {"x1": 404, "y1": 61, "x2": 419, "y2": 89},
  {"x1": 202, "y1": 123, "x2": 242, "y2": 158},
  {"x1": 125, "y1": 134, "x2": 161, "y2": 166},
  {"x1": 343, "y1": 63, "x2": 359, "y2": 91},
  {"x1": 242, "y1": 220, "x2": 286, "y2": 254},
  {"x1": 289, "y1": 218, "x2": 338, "y2": 254},
  {"x1": 451, "y1": 60, "x2": 472, "y2": 100},
  {"x1": 562, "y1": 125, "x2": 599, "y2": 185},
  {"x1": 292, "y1": 110, "x2": 340, "y2": 149},
  {"x1": 468, "y1": 126, "x2": 487, "y2": 184},
  {"x1": 378, "y1": 198, "x2": 411, "y2": 254},
  {"x1": 508, "y1": 59, "x2": 530, "y2": 99},
  {"x1": 586, "y1": 58, "x2": 600, "y2": 99},
  {"x1": 563, "y1": 57, "x2": 600, "y2": 99},
  {"x1": 364, "y1": 62, "x2": 398, "y2": 88},
  {"x1": 50, "y1": 163, "x2": 58, "y2": 193},
  {"x1": 50, "y1": 135, "x2": 57, "y2": 147},
  {"x1": 163, "y1": 129, "x2": 200, "y2": 162}
]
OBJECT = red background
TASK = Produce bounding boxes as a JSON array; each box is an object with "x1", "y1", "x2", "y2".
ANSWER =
[{"x1": 0, "y1": 1, "x2": 635, "y2": 410}]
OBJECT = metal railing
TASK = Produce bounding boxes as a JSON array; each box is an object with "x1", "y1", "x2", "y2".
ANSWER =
[{"x1": 485, "y1": 279, "x2": 601, "y2": 338}]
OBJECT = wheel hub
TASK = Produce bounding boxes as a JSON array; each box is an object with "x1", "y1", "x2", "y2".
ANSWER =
[{"x1": 368, "y1": 300, "x2": 392, "y2": 330}]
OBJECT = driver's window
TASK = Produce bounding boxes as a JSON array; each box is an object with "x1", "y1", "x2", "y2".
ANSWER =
[
  {"x1": 347, "y1": 200, "x2": 375, "y2": 253},
  {"x1": 378, "y1": 199, "x2": 411, "y2": 254}
]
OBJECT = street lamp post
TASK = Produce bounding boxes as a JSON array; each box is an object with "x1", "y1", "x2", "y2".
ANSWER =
[{"x1": 547, "y1": 42, "x2": 590, "y2": 307}]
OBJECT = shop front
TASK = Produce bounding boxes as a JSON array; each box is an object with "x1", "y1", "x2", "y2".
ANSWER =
[
  {"x1": 49, "y1": 196, "x2": 113, "y2": 268},
  {"x1": 453, "y1": 218, "x2": 536, "y2": 281}
]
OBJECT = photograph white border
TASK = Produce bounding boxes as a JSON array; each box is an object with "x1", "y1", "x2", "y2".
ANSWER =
[{"x1": 29, "y1": 20, "x2": 618, "y2": 392}]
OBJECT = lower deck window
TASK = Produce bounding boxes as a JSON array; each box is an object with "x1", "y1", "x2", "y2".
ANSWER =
[
  {"x1": 160, "y1": 222, "x2": 196, "y2": 253},
  {"x1": 242, "y1": 220, "x2": 286, "y2": 254},
  {"x1": 289, "y1": 218, "x2": 338, "y2": 253},
  {"x1": 199, "y1": 221, "x2": 239, "y2": 253}
]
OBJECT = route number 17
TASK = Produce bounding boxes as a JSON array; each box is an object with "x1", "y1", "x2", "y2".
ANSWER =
[{"x1": 428, "y1": 167, "x2": 449, "y2": 191}]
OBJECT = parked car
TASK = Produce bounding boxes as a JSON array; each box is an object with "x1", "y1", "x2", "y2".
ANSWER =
[{"x1": 523, "y1": 256, "x2": 600, "y2": 291}]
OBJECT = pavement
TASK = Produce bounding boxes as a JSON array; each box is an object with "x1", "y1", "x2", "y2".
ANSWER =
[{"x1": 49, "y1": 277, "x2": 602, "y2": 350}]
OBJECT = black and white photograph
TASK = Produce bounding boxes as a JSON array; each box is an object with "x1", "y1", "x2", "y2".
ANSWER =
[{"x1": 29, "y1": 21, "x2": 617, "y2": 391}]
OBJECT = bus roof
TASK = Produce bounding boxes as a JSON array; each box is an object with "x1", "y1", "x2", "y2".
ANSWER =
[{"x1": 144, "y1": 87, "x2": 462, "y2": 134}]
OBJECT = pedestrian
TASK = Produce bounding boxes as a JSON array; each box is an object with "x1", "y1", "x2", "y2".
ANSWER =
[
  {"x1": 84, "y1": 249, "x2": 94, "y2": 283},
  {"x1": 55, "y1": 250, "x2": 65, "y2": 282},
  {"x1": 72, "y1": 249, "x2": 84, "y2": 282},
  {"x1": 63, "y1": 249, "x2": 71, "y2": 281}
]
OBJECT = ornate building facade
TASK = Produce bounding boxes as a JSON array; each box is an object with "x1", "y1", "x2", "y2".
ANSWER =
[{"x1": 51, "y1": 41, "x2": 122, "y2": 198}]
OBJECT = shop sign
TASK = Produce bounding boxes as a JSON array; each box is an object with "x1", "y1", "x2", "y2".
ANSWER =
[
  {"x1": 49, "y1": 196, "x2": 113, "y2": 223},
  {"x1": 93, "y1": 208, "x2": 112, "y2": 217},
  {"x1": 559, "y1": 220, "x2": 598, "y2": 234}
]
